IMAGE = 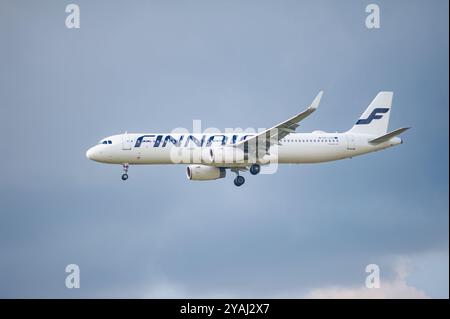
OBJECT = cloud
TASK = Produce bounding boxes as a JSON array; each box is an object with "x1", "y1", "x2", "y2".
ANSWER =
[
  {"x1": 304, "y1": 282, "x2": 429, "y2": 299},
  {"x1": 141, "y1": 282, "x2": 241, "y2": 299},
  {"x1": 304, "y1": 259, "x2": 430, "y2": 299},
  {"x1": 141, "y1": 282, "x2": 188, "y2": 299},
  {"x1": 138, "y1": 257, "x2": 433, "y2": 299}
]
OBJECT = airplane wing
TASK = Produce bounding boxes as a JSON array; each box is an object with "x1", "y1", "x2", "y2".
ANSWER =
[{"x1": 234, "y1": 91, "x2": 323, "y2": 156}]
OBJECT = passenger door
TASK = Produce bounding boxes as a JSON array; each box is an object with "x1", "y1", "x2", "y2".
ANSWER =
[
  {"x1": 346, "y1": 134, "x2": 356, "y2": 151},
  {"x1": 122, "y1": 132, "x2": 132, "y2": 150}
]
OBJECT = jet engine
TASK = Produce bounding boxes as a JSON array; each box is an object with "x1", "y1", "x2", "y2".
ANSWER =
[{"x1": 186, "y1": 165, "x2": 226, "y2": 180}]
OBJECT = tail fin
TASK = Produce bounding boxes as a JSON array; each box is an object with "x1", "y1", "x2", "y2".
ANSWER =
[{"x1": 348, "y1": 92, "x2": 393, "y2": 136}]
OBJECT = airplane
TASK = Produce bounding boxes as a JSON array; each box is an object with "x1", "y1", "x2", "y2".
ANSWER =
[{"x1": 86, "y1": 91, "x2": 410, "y2": 187}]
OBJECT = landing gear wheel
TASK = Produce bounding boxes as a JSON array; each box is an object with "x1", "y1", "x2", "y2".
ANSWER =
[
  {"x1": 234, "y1": 175, "x2": 245, "y2": 187},
  {"x1": 250, "y1": 164, "x2": 261, "y2": 175},
  {"x1": 121, "y1": 163, "x2": 129, "y2": 181}
]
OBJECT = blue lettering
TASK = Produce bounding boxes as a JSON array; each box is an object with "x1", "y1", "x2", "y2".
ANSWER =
[
  {"x1": 206, "y1": 135, "x2": 228, "y2": 147},
  {"x1": 134, "y1": 135, "x2": 155, "y2": 147},
  {"x1": 184, "y1": 135, "x2": 205, "y2": 147},
  {"x1": 153, "y1": 135, "x2": 163, "y2": 147},
  {"x1": 162, "y1": 135, "x2": 184, "y2": 147},
  {"x1": 240, "y1": 134, "x2": 254, "y2": 142}
]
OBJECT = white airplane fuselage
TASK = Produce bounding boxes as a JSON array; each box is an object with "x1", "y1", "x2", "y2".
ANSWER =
[{"x1": 86, "y1": 132, "x2": 401, "y2": 165}]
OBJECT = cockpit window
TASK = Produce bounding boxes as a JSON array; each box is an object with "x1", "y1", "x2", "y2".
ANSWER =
[{"x1": 99, "y1": 140, "x2": 112, "y2": 145}]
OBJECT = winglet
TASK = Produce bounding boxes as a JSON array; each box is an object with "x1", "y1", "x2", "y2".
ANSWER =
[{"x1": 309, "y1": 91, "x2": 323, "y2": 111}]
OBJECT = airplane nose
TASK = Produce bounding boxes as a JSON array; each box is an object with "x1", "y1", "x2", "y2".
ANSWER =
[{"x1": 86, "y1": 147, "x2": 95, "y2": 160}]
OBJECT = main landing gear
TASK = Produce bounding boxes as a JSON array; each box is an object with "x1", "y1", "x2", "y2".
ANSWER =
[
  {"x1": 121, "y1": 163, "x2": 129, "y2": 181},
  {"x1": 231, "y1": 168, "x2": 245, "y2": 187},
  {"x1": 234, "y1": 175, "x2": 245, "y2": 187},
  {"x1": 232, "y1": 164, "x2": 261, "y2": 187},
  {"x1": 249, "y1": 164, "x2": 261, "y2": 175}
]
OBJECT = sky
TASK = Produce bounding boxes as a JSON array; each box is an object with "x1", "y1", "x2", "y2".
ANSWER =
[{"x1": 0, "y1": 0, "x2": 448, "y2": 298}]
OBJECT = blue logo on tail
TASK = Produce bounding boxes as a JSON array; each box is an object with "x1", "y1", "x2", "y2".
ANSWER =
[{"x1": 356, "y1": 108, "x2": 389, "y2": 125}]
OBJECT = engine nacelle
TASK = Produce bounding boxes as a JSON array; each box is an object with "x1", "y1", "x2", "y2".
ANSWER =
[
  {"x1": 186, "y1": 165, "x2": 226, "y2": 181},
  {"x1": 210, "y1": 147, "x2": 245, "y2": 164}
]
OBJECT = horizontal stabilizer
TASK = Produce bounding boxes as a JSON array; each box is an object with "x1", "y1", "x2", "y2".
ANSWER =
[{"x1": 369, "y1": 127, "x2": 410, "y2": 145}]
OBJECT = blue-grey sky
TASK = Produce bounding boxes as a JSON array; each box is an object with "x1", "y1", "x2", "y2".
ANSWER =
[{"x1": 0, "y1": 0, "x2": 448, "y2": 298}]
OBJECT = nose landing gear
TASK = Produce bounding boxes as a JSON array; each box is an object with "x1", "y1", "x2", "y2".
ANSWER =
[{"x1": 121, "y1": 163, "x2": 129, "y2": 181}]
